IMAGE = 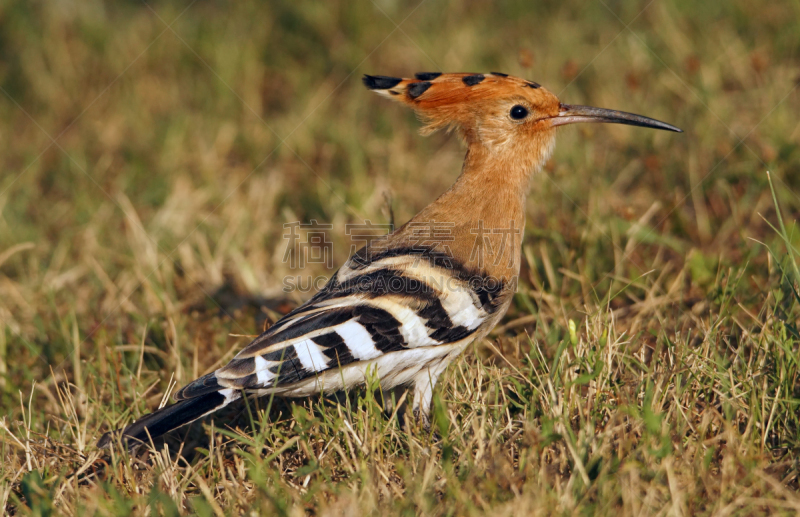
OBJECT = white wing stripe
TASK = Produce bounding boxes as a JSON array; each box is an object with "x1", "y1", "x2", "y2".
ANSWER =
[
  {"x1": 440, "y1": 290, "x2": 485, "y2": 330},
  {"x1": 335, "y1": 321, "x2": 381, "y2": 360},
  {"x1": 254, "y1": 356, "x2": 274, "y2": 385},
  {"x1": 294, "y1": 339, "x2": 329, "y2": 372}
]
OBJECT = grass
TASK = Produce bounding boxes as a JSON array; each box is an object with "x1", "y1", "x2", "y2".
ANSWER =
[{"x1": 1, "y1": 0, "x2": 800, "y2": 514}]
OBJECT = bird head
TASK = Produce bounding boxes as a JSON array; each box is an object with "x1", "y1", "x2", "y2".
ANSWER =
[{"x1": 363, "y1": 72, "x2": 681, "y2": 172}]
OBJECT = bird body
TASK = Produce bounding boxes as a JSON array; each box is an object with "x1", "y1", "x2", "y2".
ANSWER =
[{"x1": 99, "y1": 72, "x2": 681, "y2": 449}]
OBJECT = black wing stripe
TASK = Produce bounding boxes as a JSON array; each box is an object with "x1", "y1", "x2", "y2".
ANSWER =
[
  {"x1": 239, "y1": 309, "x2": 353, "y2": 357},
  {"x1": 312, "y1": 331, "x2": 345, "y2": 348},
  {"x1": 417, "y1": 297, "x2": 454, "y2": 330},
  {"x1": 347, "y1": 246, "x2": 507, "y2": 314},
  {"x1": 325, "y1": 268, "x2": 438, "y2": 301},
  {"x1": 268, "y1": 363, "x2": 304, "y2": 384},
  {"x1": 323, "y1": 343, "x2": 357, "y2": 368},
  {"x1": 355, "y1": 306, "x2": 406, "y2": 353},
  {"x1": 414, "y1": 297, "x2": 479, "y2": 343},
  {"x1": 473, "y1": 279, "x2": 506, "y2": 314},
  {"x1": 430, "y1": 325, "x2": 473, "y2": 342},
  {"x1": 348, "y1": 246, "x2": 457, "y2": 271}
]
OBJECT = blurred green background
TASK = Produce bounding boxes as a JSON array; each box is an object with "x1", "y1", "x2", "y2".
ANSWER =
[{"x1": 1, "y1": 0, "x2": 799, "y2": 513}]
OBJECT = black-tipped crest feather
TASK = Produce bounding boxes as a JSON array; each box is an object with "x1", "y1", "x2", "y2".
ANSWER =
[
  {"x1": 407, "y1": 81, "x2": 432, "y2": 99},
  {"x1": 362, "y1": 74, "x2": 402, "y2": 90}
]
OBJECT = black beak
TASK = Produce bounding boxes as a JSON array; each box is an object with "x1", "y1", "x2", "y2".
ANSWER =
[{"x1": 551, "y1": 104, "x2": 682, "y2": 133}]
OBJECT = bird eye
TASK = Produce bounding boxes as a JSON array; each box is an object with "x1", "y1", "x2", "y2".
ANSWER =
[{"x1": 510, "y1": 105, "x2": 529, "y2": 120}]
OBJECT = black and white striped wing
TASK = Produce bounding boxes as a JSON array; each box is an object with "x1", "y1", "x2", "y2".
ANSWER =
[{"x1": 175, "y1": 250, "x2": 505, "y2": 399}]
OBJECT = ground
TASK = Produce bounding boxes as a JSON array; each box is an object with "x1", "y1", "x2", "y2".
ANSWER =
[{"x1": 1, "y1": 0, "x2": 799, "y2": 515}]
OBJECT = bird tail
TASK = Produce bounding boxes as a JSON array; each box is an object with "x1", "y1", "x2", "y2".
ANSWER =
[{"x1": 97, "y1": 387, "x2": 239, "y2": 449}]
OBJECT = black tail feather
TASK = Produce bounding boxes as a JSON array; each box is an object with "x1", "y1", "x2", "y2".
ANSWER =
[
  {"x1": 173, "y1": 372, "x2": 222, "y2": 401},
  {"x1": 97, "y1": 391, "x2": 228, "y2": 449}
]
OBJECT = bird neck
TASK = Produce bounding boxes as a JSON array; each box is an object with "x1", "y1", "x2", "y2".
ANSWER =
[
  {"x1": 426, "y1": 147, "x2": 529, "y2": 230},
  {"x1": 401, "y1": 141, "x2": 550, "y2": 281}
]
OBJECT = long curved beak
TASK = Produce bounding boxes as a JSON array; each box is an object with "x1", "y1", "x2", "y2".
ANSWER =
[{"x1": 551, "y1": 104, "x2": 683, "y2": 133}]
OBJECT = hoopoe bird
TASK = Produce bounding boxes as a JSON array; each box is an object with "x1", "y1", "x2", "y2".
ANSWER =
[{"x1": 98, "y1": 72, "x2": 681, "y2": 448}]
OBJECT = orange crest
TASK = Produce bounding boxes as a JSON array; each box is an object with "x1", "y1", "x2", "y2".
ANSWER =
[{"x1": 363, "y1": 72, "x2": 562, "y2": 140}]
